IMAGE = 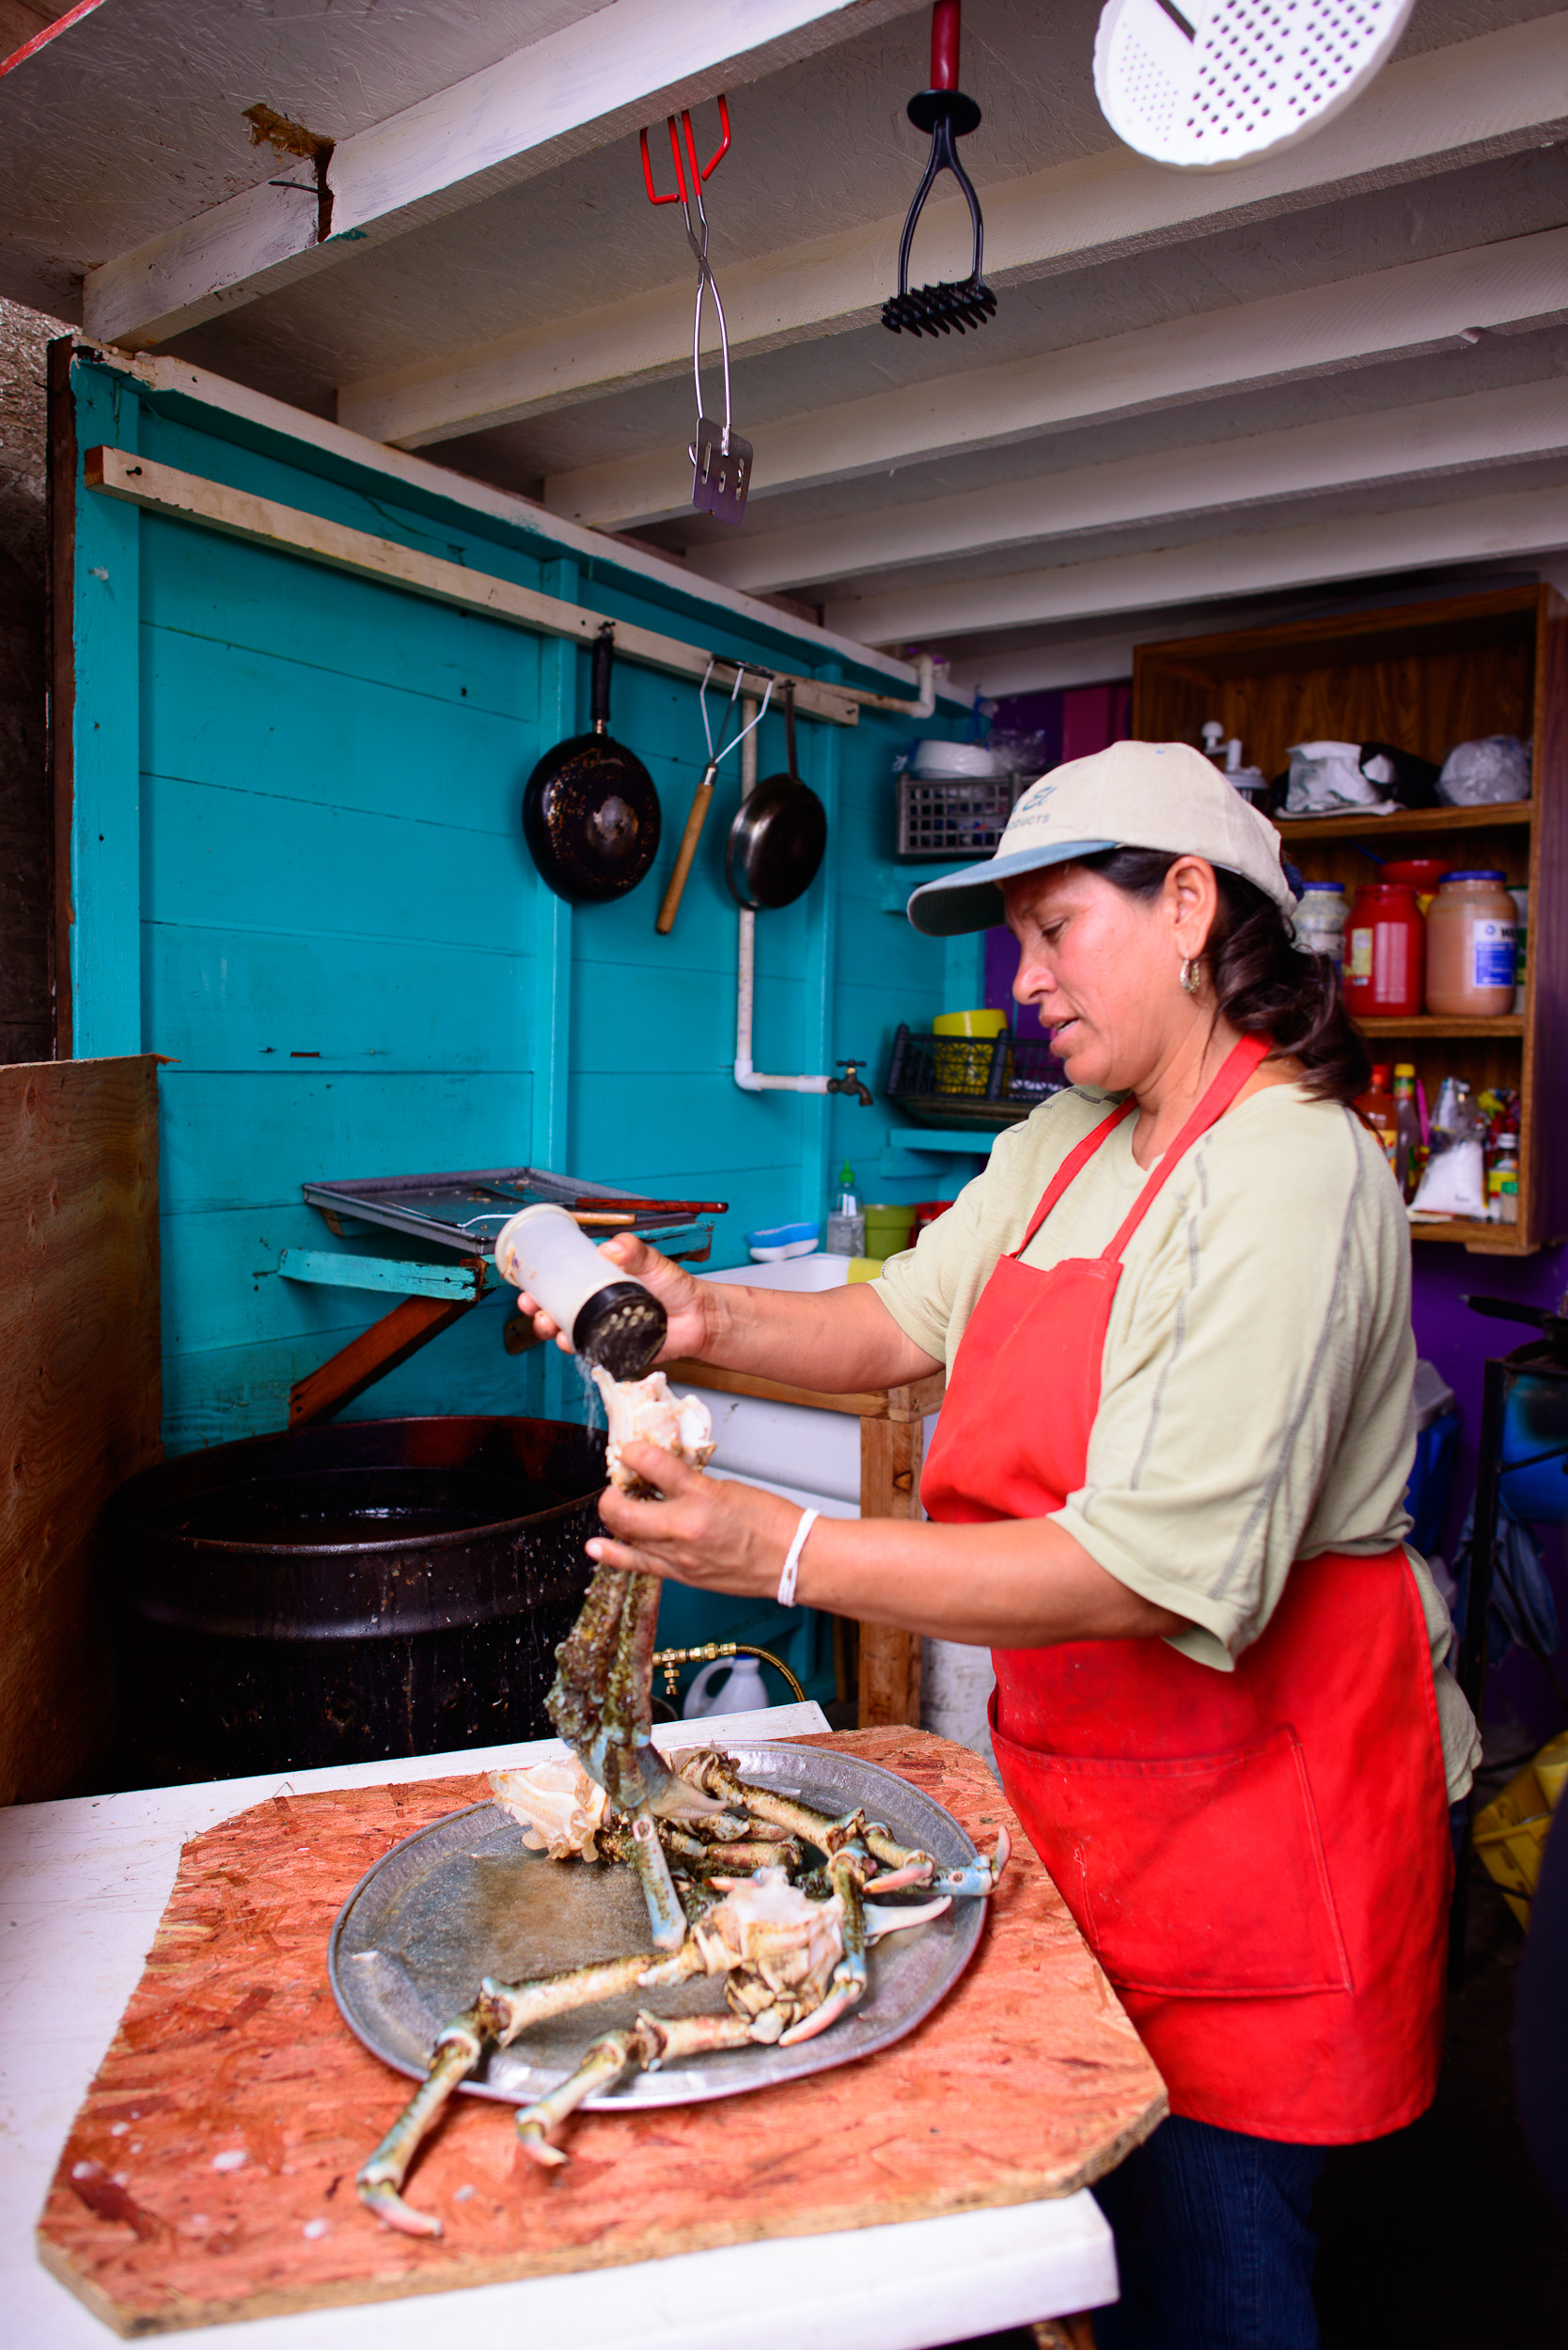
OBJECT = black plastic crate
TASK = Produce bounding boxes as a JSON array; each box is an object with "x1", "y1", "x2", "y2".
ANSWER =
[
  {"x1": 884, "y1": 1024, "x2": 1069, "y2": 1129},
  {"x1": 897, "y1": 773, "x2": 1024, "y2": 859}
]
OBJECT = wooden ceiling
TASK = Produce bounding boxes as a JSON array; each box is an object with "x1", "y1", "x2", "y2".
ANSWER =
[{"x1": 4, "y1": 0, "x2": 1565, "y2": 695}]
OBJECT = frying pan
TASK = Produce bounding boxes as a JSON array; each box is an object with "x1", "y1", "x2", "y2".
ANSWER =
[
  {"x1": 523, "y1": 626, "x2": 661, "y2": 904},
  {"x1": 725, "y1": 683, "x2": 827, "y2": 911}
]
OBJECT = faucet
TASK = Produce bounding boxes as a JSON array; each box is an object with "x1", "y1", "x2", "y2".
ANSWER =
[{"x1": 827, "y1": 1058, "x2": 873, "y2": 1108}]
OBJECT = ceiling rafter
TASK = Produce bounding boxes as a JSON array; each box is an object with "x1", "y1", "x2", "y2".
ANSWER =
[
  {"x1": 337, "y1": 11, "x2": 1568, "y2": 452},
  {"x1": 541, "y1": 225, "x2": 1568, "y2": 529},
  {"x1": 80, "y1": 0, "x2": 915, "y2": 350},
  {"x1": 823, "y1": 482, "x2": 1568, "y2": 647},
  {"x1": 687, "y1": 378, "x2": 1568, "y2": 595}
]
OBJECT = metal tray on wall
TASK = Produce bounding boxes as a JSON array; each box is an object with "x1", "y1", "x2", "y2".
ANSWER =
[
  {"x1": 329, "y1": 1743, "x2": 986, "y2": 2109},
  {"x1": 303, "y1": 1165, "x2": 724, "y2": 1259}
]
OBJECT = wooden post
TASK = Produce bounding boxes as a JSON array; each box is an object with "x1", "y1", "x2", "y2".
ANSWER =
[{"x1": 857, "y1": 1374, "x2": 942, "y2": 1730}]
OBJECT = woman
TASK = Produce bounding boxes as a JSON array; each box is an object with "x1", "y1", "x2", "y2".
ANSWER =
[{"x1": 520, "y1": 741, "x2": 1477, "y2": 2350}]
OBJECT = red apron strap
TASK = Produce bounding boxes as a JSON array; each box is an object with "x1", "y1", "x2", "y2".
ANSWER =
[
  {"x1": 1102, "y1": 1031, "x2": 1272, "y2": 1262},
  {"x1": 1013, "y1": 1098, "x2": 1137, "y2": 1256}
]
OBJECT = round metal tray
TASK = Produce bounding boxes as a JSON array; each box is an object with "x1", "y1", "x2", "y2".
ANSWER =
[{"x1": 329, "y1": 1743, "x2": 984, "y2": 2110}]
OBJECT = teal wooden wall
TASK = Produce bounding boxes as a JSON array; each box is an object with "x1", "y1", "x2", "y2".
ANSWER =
[{"x1": 62, "y1": 354, "x2": 976, "y2": 1457}]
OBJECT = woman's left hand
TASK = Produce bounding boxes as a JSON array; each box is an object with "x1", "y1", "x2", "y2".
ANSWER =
[{"x1": 588, "y1": 1446, "x2": 802, "y2": 1596}]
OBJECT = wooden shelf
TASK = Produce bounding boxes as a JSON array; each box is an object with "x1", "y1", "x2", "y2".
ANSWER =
[
  {"x1": 1356, "y1": 1015, "x2": 1524, "y2": 1038},
  {"x1": 1133, "y1": 582, "x2": 1566, "y2": 1251},
  {"x1": 1277, "y1": 802, "x2": 1531, "y2": 843}
]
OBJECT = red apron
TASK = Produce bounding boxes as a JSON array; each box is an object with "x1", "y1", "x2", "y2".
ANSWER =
[{"x1": 921, "y1": 1034, "x2": 1450, "y2": 2143}]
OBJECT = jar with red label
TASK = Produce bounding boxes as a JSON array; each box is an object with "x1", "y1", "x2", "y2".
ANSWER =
[{"x1": 1344, "y1": 882, "x2": 1424, "y2": 1018}]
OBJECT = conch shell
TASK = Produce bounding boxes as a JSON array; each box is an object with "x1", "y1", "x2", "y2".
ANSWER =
[
  {"x1": 489, "y1": 1757, "x2": 610, "y2": 1860},
  {"x1": 591, "y1": 1365, "x2": 715, "y2": 1493}
]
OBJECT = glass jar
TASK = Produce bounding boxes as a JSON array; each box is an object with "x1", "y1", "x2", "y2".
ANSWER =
[
  {"x1": 1425, "y1": 870, "x2": 1517, "y2": 1016},
  {"x1": 1345, "y1": 882, "x2": 1424, "y2": 1019},
  {"x1": 1294, "y1": 882, "x2": 1347, "y2": 970}
]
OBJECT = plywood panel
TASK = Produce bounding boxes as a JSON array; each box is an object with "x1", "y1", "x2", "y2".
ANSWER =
[
  {"x1": 0, "y1": 1055, "x2": 161, "y2": 1804},
  {"x1": 36, "y1": 1731, "x2": 1165, "y2": 2334}
]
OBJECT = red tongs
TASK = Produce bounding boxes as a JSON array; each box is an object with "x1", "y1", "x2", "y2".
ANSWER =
[{"x1": 639, "y1": 98, "x2": 752, "y2": 524}]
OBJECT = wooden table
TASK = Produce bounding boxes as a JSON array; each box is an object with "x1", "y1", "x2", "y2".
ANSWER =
[
  {"x1": 0, "y1": 1707, "x2": 1139, "y2": 2346},
  {"x1": 663, "y1": 1362, "x2": 945, "y2": 1730}
]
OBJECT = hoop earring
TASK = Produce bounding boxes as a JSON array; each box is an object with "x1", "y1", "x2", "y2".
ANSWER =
[{"x1": 1180, "y1": 956, "x2": 1201, "y2": 996}]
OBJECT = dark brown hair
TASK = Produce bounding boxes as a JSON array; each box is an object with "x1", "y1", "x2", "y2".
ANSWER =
[{"x1": 1075, "y1": 847, "x2": 1371, "y2": 1105}]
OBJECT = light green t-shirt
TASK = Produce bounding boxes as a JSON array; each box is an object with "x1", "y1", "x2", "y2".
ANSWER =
[{"x1": 873, "y1": 1080, "x2": 1479, "y2": 1800}]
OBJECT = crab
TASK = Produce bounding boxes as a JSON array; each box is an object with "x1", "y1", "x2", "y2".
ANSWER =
[{"x1": 356, "y1": 1371, "x2": 1010, "y2": 2236}]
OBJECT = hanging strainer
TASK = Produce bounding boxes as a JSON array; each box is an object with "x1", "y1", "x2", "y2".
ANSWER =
[{"x1": 1093, "y1": 0, "x2": 1418, "y2": 172}]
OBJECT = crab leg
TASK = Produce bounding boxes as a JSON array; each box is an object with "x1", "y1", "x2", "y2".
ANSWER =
[
  {"x1": 515, "y1": 2009, "x2": 759, "y2": 2168},
  {"x1": 780, "y1": 1850, "x2": 869, "y2": 2044},
  {"x1": 357, "y1": 2000, "x2": 500, "y2": 2237},
  {"x1": 681, "y1": 1752, "x2": 1011, "y2": 1897}
]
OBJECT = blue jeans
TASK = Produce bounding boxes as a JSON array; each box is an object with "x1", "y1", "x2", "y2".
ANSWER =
[{"x1": 1092, "y1": 2115, "x2": 1325, "y2": 2350}]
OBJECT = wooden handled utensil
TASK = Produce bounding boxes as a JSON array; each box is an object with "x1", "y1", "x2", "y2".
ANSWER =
[{"x1": 657, "y1": 660, "x2": 773, "y2": 935}]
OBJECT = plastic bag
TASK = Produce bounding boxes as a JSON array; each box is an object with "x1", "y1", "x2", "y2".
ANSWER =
[
  {"x1": 1411, "y1": 1137, "x2": 1485, "y2": 1218},
  {"x1": 1437, "y1": 735, "x2": 1531, "y2": 806}
]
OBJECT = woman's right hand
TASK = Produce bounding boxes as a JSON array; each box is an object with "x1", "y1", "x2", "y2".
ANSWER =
[{"x1": 511, "y1": 1230, "x2": 716, "y2": 1362}]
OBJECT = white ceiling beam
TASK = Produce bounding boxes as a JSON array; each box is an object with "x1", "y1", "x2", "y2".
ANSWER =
[
  {"x1": 80, "y1": 0, "x2": 913, "y2": 350},
  {"x1": 688, "y1": 378, "x2": 1568, "y2": 594},
  {"x1": 339, "y1": 12, "x2": 1568, "y2": 451},
  {"x1": 945, "y1": 634, "x2": 1142, "y2": 701},
  {"x1": 543, "y1": 225, "x2": 1568, "y2": 528},
  {"x1": 94, "y1": 343, "x2": 932, "y2": 693},
  {"x1": 823, "y1": 484, "x2": 1568, "y2": 647}
]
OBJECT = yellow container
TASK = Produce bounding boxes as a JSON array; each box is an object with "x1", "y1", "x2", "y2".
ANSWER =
[
  {"x1": 933, "y1": 1009, "x2": 1009, "y2": 1038},
  {"x1": 1473, "y1": 1728, "x2": 1568, "y2": 1929},
  {"x1": 933, "y1": 1009, "x2": 1011, "y2": 1097}
]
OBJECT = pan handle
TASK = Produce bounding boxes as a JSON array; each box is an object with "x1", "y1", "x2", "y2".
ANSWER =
[
  {"x1": 657, "y1": 760, "x2": 719, "y2": 934},
  {"x1": 590, "y1": 623, "x2": 614, "y2": 732},
  {"x1": 783, "y1": 678, "x2": 797, "y2": 783}
]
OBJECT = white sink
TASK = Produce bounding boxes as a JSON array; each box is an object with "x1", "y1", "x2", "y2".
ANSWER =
[{"x1": 696, "y1": 1257, "x2": 860, "y2": 1514}]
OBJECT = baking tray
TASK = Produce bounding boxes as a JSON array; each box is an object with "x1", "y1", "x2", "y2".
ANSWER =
[
  {"x1": 329, "y1": 1744, "x2": 985, "y2": 2109},
  {"x1": 303, "y1": 1165, "x2": 726, "y2": 1257}
]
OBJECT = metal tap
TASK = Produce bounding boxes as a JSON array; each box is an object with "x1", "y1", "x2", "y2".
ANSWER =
[{"x1": 827, "y1": 1058, "x2": 873, "y2": 1107}]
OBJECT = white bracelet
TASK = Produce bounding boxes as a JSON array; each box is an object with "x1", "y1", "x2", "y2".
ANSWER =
[{"x1": 776, "y1": 1507, "x2": 819, "y2": 1608}]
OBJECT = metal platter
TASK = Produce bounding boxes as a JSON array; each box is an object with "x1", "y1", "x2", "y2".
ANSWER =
[{"x1": 329, "y1": 1744, "x2": 985, "y2": 2110}]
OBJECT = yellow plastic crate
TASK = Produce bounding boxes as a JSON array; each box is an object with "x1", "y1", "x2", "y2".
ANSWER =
[{"x1": 1474, "y1": 1727, "x2": 1568, "y2": 1928}]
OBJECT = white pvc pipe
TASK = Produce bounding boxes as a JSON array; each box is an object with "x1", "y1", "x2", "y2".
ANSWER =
[{"x1": 733, "y1": 697, "x2": 832, "y2": 1097}]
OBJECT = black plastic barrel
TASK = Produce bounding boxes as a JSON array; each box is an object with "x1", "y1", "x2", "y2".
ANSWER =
[{"x1": 112, "y1": 1416, "x2": 604, "y2": 1785}]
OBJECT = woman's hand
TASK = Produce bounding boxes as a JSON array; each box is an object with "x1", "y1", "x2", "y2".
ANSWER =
[
  {"x1": 588, "y1": 1446, "x2": 800, "y2": 1596},
  {"x1": 512, "y1": 1231, "x2": 715, "y2": 1360}
]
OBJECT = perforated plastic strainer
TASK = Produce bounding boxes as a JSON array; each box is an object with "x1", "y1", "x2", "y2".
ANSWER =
[{"x1": 1093, "y1": 0, "x2": 1417, "y2": 171}]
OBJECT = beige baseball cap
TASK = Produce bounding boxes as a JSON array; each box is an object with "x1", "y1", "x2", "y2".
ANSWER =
[{"x1": 906, "y1": 739, "x2": 1293, "y2": 935}]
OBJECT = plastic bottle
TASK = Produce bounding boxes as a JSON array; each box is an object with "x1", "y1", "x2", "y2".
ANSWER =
[
  {"x1": 493, "y1": 1203, "x2": 666, "y2": 1377},
  {"x1": 1487, "y1": 1133, "x2": 1520, "y2": 1225},
  {"x1": 1344, "y1": 882, "x2": 1424, "y2": 1018},
  {"x1": 1357, "y1": 1064, "x2": 1399, "y2": 1178},
  {"x1": 1425, "y1": 869, "x2": 1516, "y2": 1016},
  {"x1": 825, "y1": 1164, "x2": 865, "y2": 1257},
  {"x1": 1393, "y1": 1063, "x2": 1421, "y2": 1200},
  {"x1": 1294, "y1": 882, "x2": 1348, "y2": 971}
]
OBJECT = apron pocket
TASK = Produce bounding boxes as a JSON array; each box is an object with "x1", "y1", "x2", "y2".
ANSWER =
[{"x1": 991, "y1": 1717, "x2": 1352, "y2": 1998}]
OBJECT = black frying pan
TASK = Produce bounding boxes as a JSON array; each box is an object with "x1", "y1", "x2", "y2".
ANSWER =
[
  {"x1": 523, "y1": 625, "x2": 661, "y2": 904},
  {"x1": 725, "y1": 683, "x2": 826, "y2": 910}
]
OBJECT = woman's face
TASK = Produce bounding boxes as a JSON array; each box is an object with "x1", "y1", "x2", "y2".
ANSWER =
[{"x1": 1005, "y1": 858, "x2": 1215, "y2": 1092}]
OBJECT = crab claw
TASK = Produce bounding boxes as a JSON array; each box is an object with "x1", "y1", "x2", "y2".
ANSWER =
[
  {"x1": 864, "y1": 1859, "x2": 933, "y2": 1893},
  {"x1": 515, "y1": 2120, "x2": 570, "y2": 2170},
  {"x1": 357, "y1": 2178, "x2": 446, "y2": 2238},
  {"x1": 778, "y1": 1979, "x2": 863, "y2": 2044},
  {"x1": 927, "y1": 1826, "x2": 1011, "y2": 1897},
  {"x1": 864, "y1": 1893, "x2": 951, "y2": 1938}
]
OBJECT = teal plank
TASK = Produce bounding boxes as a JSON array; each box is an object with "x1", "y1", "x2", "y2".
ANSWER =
[
  {"x1": 71, "y1": 359, "x2": 143, "y2": 1057},
  {"x1": 278, "y1": 1248, "x2": 493, "y2": 1300},
  {"x1": 141, "y1": 773, "x2": 540, "y2": 949},
  {"x1": 140, "y1": 623, "x2": 546, "y2": 838},
  {"x1": 143, "y1": 923, "x2": 535, "y2": 1071},
  {"x1": 157, "y1": 1069, "x2": 536, "y2": 1214}
]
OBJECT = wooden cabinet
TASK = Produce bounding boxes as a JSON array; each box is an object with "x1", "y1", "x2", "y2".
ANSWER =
[{"x1": 1133, "y1": 587, "x2": 1568, "y2": 1254}]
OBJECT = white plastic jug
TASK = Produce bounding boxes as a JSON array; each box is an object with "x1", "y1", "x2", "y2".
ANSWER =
[{"x1": 682, "y1": 1654, "x2": 771, "y2": 1718}]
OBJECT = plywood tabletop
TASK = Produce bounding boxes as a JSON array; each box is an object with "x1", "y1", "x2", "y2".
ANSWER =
[{"x1": 35, "y1": 1729, "x2": 1164, "y2": 2338}]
